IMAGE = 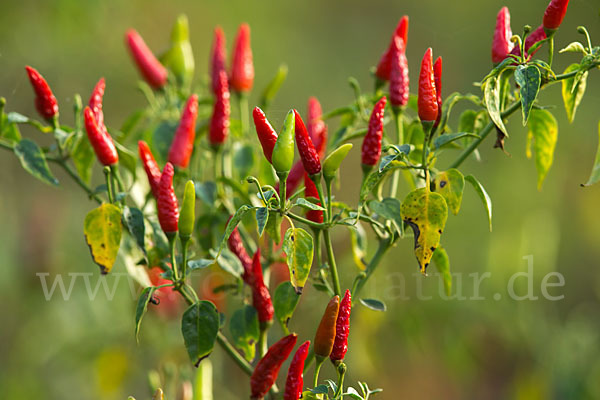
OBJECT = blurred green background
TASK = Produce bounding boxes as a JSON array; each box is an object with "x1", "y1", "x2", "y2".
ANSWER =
[{"x1": 1, "y1": 0, "x2": 600, "y2": 399}]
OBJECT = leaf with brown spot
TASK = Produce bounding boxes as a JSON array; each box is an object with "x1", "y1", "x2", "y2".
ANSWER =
[
  {"x1": 400, "y1": 188, "x2": 448, "y2": 273},
  {"x1": 434, "y1": 169, "x2": 465, "y2": 216},
  {"x1": 84, "y1": 204, "x2": 122, "y2": 274}
]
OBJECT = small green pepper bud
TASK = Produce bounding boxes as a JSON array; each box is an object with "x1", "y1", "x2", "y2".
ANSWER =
[
  {"x1": 271, "y1": 109, "x2": 295, "y2": 174},
  {"x1": 164, "y1": 14, "x2": 195, "y2": 86},
  {"x1": 179, "y1": 180, "x2": 195, "y2": 239},
  {"x1": 323, "y1": 143, "x2": 353, "y2": 181}
]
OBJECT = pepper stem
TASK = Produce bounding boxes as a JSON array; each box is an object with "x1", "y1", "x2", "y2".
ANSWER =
[
  {"x1": 333, "y1": 362, "x2": 347, "y2": 399},
  {"x1": 547, "y1": 36, "x2": 555, "y2": 68},
  {"x1": 323, "y1": 230, "x2": 342, "y2": 297},
  {"x1": 276, "y1": 171, "x2": 289, "y2": 211},
  {"x1": 103, "y1": 166, "x2": 115, "y2": 203},
  {"x1": 390, "y1": 107, "x2": 404, "y2": 198},
  {"x1": 313, "y1": 356, "x2": 325, "y2": 388}
]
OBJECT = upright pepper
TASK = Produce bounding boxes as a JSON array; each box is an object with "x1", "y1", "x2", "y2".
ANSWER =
[
  {"x1": 307, "y1": 97, "x2": 327, "y2": 158},
  {"x1": 418, "y1": 48, "x2": 438, "y2": 123},
  {"x1": 227, "y1": 223, "x2": 253, "y2": 284},
  {"x1": 250, "y1": 333, "x2": 298, "y2": 399},
  {"x1": 283, "y1": 340, "x2": 311, "y2": 400},
  {"x1": 24, "y1": 66, "x2": 58, "y2": 121},
  {"x1": 157, "y1": 162, "x2": 179, "y2": 234},
  {"x1": 543, "y1": 0, "x2": 570, "y2": 32},
  {"x1": 208, "y1": 71, "x2": 231, "y2": 147},
  {"x1": 138, "y1": 140, "x2": 161, "y2": 197},
  {"x1": 433, "y1": 57, "x2": 443, "y2": 129},
  {"x1": 164, "y1": 15, "x2": 195, "y2": 86},
  {"x1": 330, "y1": 289, "x2": 352, "y2": 364},
  {"x1": 210, "y1": 26, "x2": 227, "y2": 96},
  {"x1": 491, "y1": 7, "x2": 514, "y2": 65},
  {"x1": 88, "y1": 78, "x2": 106, "y2": 133},
  {"x1": 304, "y1": 172, "x2": 323, "y2": 224},
  {"x1": 294, "y1": 110, "x2": 321, "y2": 177},
  {"x1": 83, "y1": 106, "x2": 118, "y2": 166},
  {"x1": 510, "y1": 25, "x2": 547, "y2": 58},
  {"x1": 375, "y1": 16, "x2": 409, "y2": 81},
  {"x1": 125, "y1": 29, "x2": 168, "y2": 89},
  {"x1": 323, "y1": 143, "x2": 353, "y2": 181},
  {"x1": 230, "y1": 23, "x2": 254, "y2": 93},
  {"x1": 250, "y1": 249, "x2": 274, "y2": 324},
  {"x1": 389, "y1": 36, "x2": 409, "y2": 108},
  {"x1": 314, "y1": 295, "x2": 340, "y2": 358},
  {"x1": 361, "y1": 96, "x2": 387, "y2": 168},
  {"x1": 272, "y1": 110, "x2": 296, "y2": 174},
  {"x1": 253, "y1": 106, "x2": 278, "y2": 163},
  {"x1": 179, "y1": 180, "x2": 195, "y2": 239},
  {"x1": 168, "y1": 94, "x2": 199, "y2": 168}
]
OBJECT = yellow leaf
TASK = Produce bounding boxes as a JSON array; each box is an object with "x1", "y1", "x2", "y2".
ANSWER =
[
  {"x1": 84, "y1": 203, "x2": 123, "y2": 274},
  {"x1": 434, "y1": 169, "x2": 465, "y2": 215}
]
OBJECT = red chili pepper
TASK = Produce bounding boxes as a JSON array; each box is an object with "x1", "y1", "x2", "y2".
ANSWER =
[
  {"x1": 138, "y1": 140, "x2": 161, "y2": 197},
  {"x1": 375, "y1": 16, "x2": 409, "y2": 81},
  {"x1": 230, "y1": 23, "x2": 254, "y2": 93},
  {"x1": 157, "y1": 162, "x2": 179, "y2": 234},
  {"x1": 361, "y1": 96, "x2": 387, "y2": 167},
  {"x1": 543, "y1": 0, "x2": 570, "y2": 31},
  {"x1": 433, "y1": 56, "x2": 443, "y2": 129},
  {"x1": 24, "y1": 66, "x2": 58, "y2": 121},
  {"x1": 491, "y1": 7, "x2": 514, "y2": 65},
  {"x1": 125, "y1": 29, "x2": 168, "y2": 89},
  {"x1": 314, "y1": 295, "x2": 340, "y2": 358},
  {"x1": 88, "y1": 78, "x2": 106, "y2": 134},
  {"x1": 294, "y1": 110, "x2": 321, "y2": 176},
  {"x1": 389, "y1": 37, "x2": 409, "y2": 108},
  {"x1": 275, "y1": 161, "x2": 304, "y2": 200},
  {"x1": 418, "y1": 48, "x2": 438, "y2": 123},
  {"x1": 283, "y1": 340, "x2": 311, "y2": 400},
  {"x1": 330, "y1": 289, "x2": 352, "y2": 363},
  {"x1": 510, "y1": 25, "x2": 547, "y2": 58},
  {"x1": 304, "y1": 172, "x2": 323, "y2": 224},
  {"x1": 210, "y1": 26, "x2": 227, "y2": 96},
  {"x1": 253, "y1": 106, "x2": 278, "y2": 163},
  {"x1": 250, "y1": 333, "x2": 298, "y2": 399},
  {"x1": 227, "y1": 224, "x2": 253, "y2": 284},
  {"x1": 307, "y1": 97, "x2": 327, "y2": 158},
  {"x1": 83, "y1": 106, "x2": 118, "y2": 166},
  {"x1": 168, "y1": 94, "x2": 199, "y2": 168},
  {"x1": 251, "y1": 249, "x2": 274, "y2": 324},
  {"x1": 209, "y1": 71, "x2": 231, "y2": 147}
]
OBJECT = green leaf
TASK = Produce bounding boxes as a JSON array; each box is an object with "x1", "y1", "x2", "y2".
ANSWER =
[
  {"x1": 119, "y1": 110, "x2": 145, "y2": 140},
  {"x1": 135, "y1": 286, "x2": 156, "y2": 342},
  {"x1": 152, "y1": 120, "x2": 178, "y2": 164},
  {"x1": 0, "y1": 117, "x2": 22, "y2": 142},
  {"x1": 265, "y1": 210, "x2": 283, "y2": 245},
  {"x1": 181, "y1": 301, "x2": 219, "y2": 366},
  {"x1": 229, "y1": 305, "x2": 260, "y2": 362},
  {"x1": 432, "y1": 247, "x2": 451, "y2": 296},
  {"x1": 209, "y1": 248, "x2": 244, "y2": 278},
  {"x1": 215, "y1": 205, "x2": 254, "y2": 257},
  {"x1": 114, "y1": 140, "x2": 137, "y2": 179},
  {"x1": 582, "y1": 122, "x2": 600, "y2": 187},
  {"x1": 282, "y1": 227, "x2": 314, "y2": 294},
  {"x1": 559, "y1": 42, "x2": 587, "y2": 54},
  {"x1": 123, "y1": 207, "x2": 145, "y2": 253},
  {"x1": 295, "y1": 197, "x2": 326, "y2": 211},
  {"x1": 359, "y1": 298, "x2": 386, "y2": 312},
  {"x1": 83, "y1": 203, "x2": 123, "y2": 274},
  {"x1": 437, "y1": 92, "x2": 480, "y2": 133},
  {"x1": 348, "y1": 223, "x2": 368, "y2": 271},
  {"x1": 72, "y1": 134, "x2": 95, "y2": 185},
  {"x1": 273, "y1": 281, "x2": 301, "y2": 332},
  {"x1": 483, "y1": 76, "x2": 508, "y2": 137},
  {"x1": 527, "y1": 109, "x2": 558, "y2": 190},
  {"x1": 233, "y1": 142, "x2": 255, "y2": 180},
  {"x1": 7, "y1": 111, "x2": 29, "y2": 124},
  {"x1": 464, "y1": 175, "x2": 492, "y2": 231},
  {"x1": 369, "y1": 197, "x2": 403, "y2": 234},
  {"x1": 433, "y1": 133, "x2": 478, "y2": 150},
  {"x1": 400, "y1": 188, "x2": 448, "y2": 273},
  {"x1": 188, "y1": 258, "x2": 215, "y2": 270},
  {"x1": 195, "y1": 181, "x2": 217, "y2": 205},
  {"x1": 260, "y1": 64, "x2": 288, "y2": 111},
  {"x1": 561, "y1": 64, "x2": 588, "y2": 123},
  {"x1": 434, "y1": 169, "x2": 465, "y2": 215},
  {"x1": 256, "y1": 207, "x2": 269, "y2": 237},
  {"x1": 14, "y1": 139, "x2": 58, "y2": 186},
  {"x1": 514, "y1": 65, "x2": 541, "y2": 126},
  {"x1": 310, "y1": 385, "x2": 329, "y2": 395}
]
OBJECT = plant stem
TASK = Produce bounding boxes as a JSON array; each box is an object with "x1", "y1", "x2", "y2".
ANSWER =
[
  {"x1": 258, "y1": 324, "x2": 269, "y2": 358},
  {"x1": 323, "y1": 229, "x2": 342, "y2": 297},
  {"x1": 325, "y1": 178, "x2": 334, "y2": 224},
  {"x1": 238, "y1": 92, "x2": 249, "y2": 137},
  {"x1": 168, "y1": 234, "x2": 180, "y2": 282},
  {"x1": 449, "y1": 101, "x2": 520, "y2": 169},
  {"x1": 313, "y1": 357, "x2": 324, "y2": 388},
  {"x1": 334, "y1": 362, "x2": 347, "y2": 399},
  {"x1": 216, "y1": 331, "x2": 254, "y2": 376},
  {"x1": 313, "y1": 229, "x2": 322, "y2": 267},
  {"x1": 390, "y1": 108, "x2": 404, "y2": 198},
  {"x1": 180, "y1": 236, "x2": 190, "y2": 279},
  {"x1": 103, "y1": 166, "x2": 115, "y2": 203},
  {"x1": 354, "y1": 238, "x2": 392, "y2": 300},
  {"x1": 548, "y1": 36, "x2": 554, "y2": 68},
  {"x1": 277, "y1": 171, "x2": 289, "y2": 211},
  {"x1": 50, "y1": 159, "x2": 102, "y2": 203},
  {"x1": 286, "y1": 212, "x2": 324, "y2": 230}
]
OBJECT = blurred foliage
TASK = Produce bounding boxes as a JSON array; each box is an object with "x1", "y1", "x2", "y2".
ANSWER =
[{"x1": 1, "y1": 0, "x2": 600, "y2": 399}]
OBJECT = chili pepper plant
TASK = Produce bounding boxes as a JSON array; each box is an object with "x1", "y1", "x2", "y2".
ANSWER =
[{"x1": 1, "y1": 0, "x2": 599, "y2": 398}]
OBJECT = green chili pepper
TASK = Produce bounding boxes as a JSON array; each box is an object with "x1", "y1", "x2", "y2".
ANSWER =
[
  {"x1": 271, "y1": 110, "x2": 295, "y2": 174},
  {"x1": 164, "y1": 14, "x2": 195, "y2": 86},
  {"x1": 179, "y1": 180, "x2": 195, "y2": 239},
  {"x1": 322, "y1": 143, "x2": 353, "y2": 181}
]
